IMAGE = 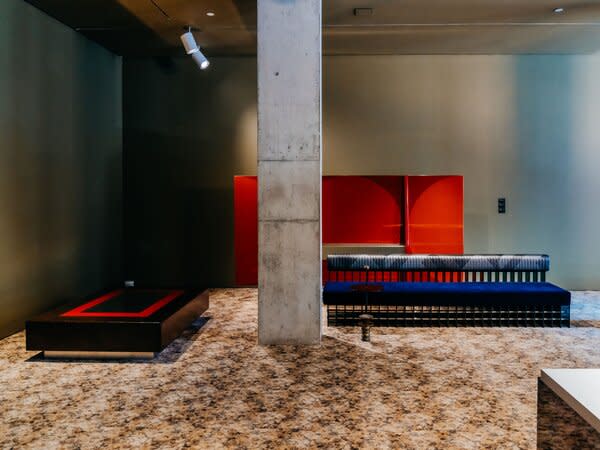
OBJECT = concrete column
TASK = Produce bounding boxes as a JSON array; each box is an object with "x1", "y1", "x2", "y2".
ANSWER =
[{"x1": 257, "y1": 0, "x2": 322, "y2": 345}]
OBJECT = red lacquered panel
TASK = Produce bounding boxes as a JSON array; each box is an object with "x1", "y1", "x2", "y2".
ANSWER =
[
  {"x1": 323, "y1": 176, "x2": 403, "y2": 244},
  {"x1": 234, "y1": 176, "x2": 258, "y2": 286},
  {"x1": 234, "y1": 175, "x2": 463, "y2": 286},
  {"x1": 405, "y1": 175, "x2": 464, "y2": 254}
]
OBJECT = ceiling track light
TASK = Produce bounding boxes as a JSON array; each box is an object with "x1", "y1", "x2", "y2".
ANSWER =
[
  {"x1": 180, "y1": 29, "x2": 210, "y2": 70},
  {"x1": 553, "y1": 7, "x2": 565, "y2": 13}
]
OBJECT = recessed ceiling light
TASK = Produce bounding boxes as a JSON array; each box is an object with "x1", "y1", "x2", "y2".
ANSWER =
[
  {"x1": 553, "y1": 7, "x2": 565, "y2": 13},
  {"x1": 206, "y1": 11, "x2": 215, "y2": 17}
]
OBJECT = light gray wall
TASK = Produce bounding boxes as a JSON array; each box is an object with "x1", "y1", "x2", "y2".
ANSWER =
[
  {"x1": 124, "y1": 54, "x2": 600, "y2": 289},
  {"x1": 0, "y1": 0, "x2": 123, "y2": 338},
  {"x1": 325, "y1": 55, "x2": 600, "y2": 289}
]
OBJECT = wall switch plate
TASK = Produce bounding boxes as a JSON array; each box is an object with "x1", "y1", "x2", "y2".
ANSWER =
[{"x1": 498, "y1": 198, "x2": 506, "y2": 214}]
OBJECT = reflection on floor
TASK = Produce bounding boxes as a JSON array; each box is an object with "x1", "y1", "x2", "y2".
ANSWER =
[{"x1": 1, "y1": 289, "x2": 600, "y2": 449}]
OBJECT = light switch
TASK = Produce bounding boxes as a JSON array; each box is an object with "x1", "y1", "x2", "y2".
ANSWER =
[{"x1": 498, "y1": 198, "x2": 506, "y2": 214}]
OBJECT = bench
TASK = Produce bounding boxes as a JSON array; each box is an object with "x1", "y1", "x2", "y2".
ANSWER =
[{"x1": 323, "y1": 254, "x2": 570, "y2": 328}]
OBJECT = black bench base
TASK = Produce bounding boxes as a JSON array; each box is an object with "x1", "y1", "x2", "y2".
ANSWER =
[
  {"x1": 323, "y1": 282, "x2": 571, "y2": 328},
  {"x1": 327, "y1": 304, "x2": 570, "y2": 327},
  {"x1": 26, "y1": 288, "x2": 209, "y2": 357}
]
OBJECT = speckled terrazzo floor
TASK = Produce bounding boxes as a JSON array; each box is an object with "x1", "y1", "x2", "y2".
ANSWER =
[{"x1": 2, "y1": 289, "x2": 600, "y2": 449}]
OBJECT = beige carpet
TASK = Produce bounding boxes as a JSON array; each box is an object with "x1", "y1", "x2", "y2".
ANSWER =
[{"x1": 1, "y1": 288, "x2": 600, "y2": 449}]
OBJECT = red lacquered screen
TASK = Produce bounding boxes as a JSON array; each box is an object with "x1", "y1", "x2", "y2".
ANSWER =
[
  {"x1": 323, "y1": 176, "x2": 403, "y2": 244},
  {"x1": 234, "y1": 176, "x2": 258, "y2": 286},
  {"x1": 405, "y1": 175, "x2": 464, "y2": 254}
]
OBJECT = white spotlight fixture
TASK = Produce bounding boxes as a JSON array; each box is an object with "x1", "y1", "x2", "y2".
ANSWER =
[
  {"x1": 206, "y1": 11, "x2": 215, "y2": 17},
  {"x1": 180, "y1": 30, "x2": 210, "y2": 70},
  {"x1": 191, "y1": 50, "x2": 210, "y2": 70},
  {"x1": 553, "y1": 7, "x2": 565, "y2": 13}
]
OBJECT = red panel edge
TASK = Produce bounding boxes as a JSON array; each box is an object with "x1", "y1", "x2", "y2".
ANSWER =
[
  {"x1": 234, "y1": 176, "x2": 258, "y2": 286},
  {"x1": 404, "y1": 175, "x2": 410, "y2": 250}
]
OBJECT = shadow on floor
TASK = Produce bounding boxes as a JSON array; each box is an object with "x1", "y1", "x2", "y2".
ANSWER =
[{"x1": 570, "y1": 319, "x2": 600, "y2": 328}]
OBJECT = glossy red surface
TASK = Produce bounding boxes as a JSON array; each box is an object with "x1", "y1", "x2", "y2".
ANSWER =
[
  {"x1": 234, "y1": 176, "x2": 258, "y2": 286},
  {"x1": 405, "y1": 175, "x2": 464, "y2": 254},
  {"x1": 234, "y1": 175, "x2": 464, "y2": 286},
  {"x1": 61, "y1": 289, "x2": 185, "y2": 318},
  {"x1": 323, "y1": 176, "x2": 403, "y2": 244}
]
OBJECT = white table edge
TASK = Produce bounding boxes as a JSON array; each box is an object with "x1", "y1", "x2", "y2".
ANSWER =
[{"x1": 540, "y1": 369, "x2": 600, "y2": 434}]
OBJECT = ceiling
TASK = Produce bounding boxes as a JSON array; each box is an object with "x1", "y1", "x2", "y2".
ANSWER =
[{"x1": 24, "y1": 0, "x2": 600, "y2": 56}]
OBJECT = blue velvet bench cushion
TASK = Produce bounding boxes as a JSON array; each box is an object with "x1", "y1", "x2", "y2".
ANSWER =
[
  {"x1": 327, "y1": 254, "x2": 550, "y2": 272},
  {"x1": 323, "y1": 282, "x2": 570, "y2": 306},
  {"x1": 324, "y1": 281, "x2": 570, "y2": 327}
]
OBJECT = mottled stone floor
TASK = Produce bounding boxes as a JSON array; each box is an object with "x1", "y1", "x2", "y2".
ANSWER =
[{"x1": 1, "y1": 289, "x2": 600, "y2": 449}]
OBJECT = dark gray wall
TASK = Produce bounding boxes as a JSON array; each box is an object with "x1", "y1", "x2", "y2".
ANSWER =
[
  {"x1": 124, "y1": 54, "x2": 600, "y2": 289},
  {"x1": 0, "y1": 0, "x2": 123, "y2": 338},
  {"x1": 124, "y1": 57, "x2": 256, "y2": 287}
]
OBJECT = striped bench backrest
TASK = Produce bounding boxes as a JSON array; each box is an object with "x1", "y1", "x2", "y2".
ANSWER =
[{"x1": 326, "y1": 254, "x2": 549, "y2": 283}]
